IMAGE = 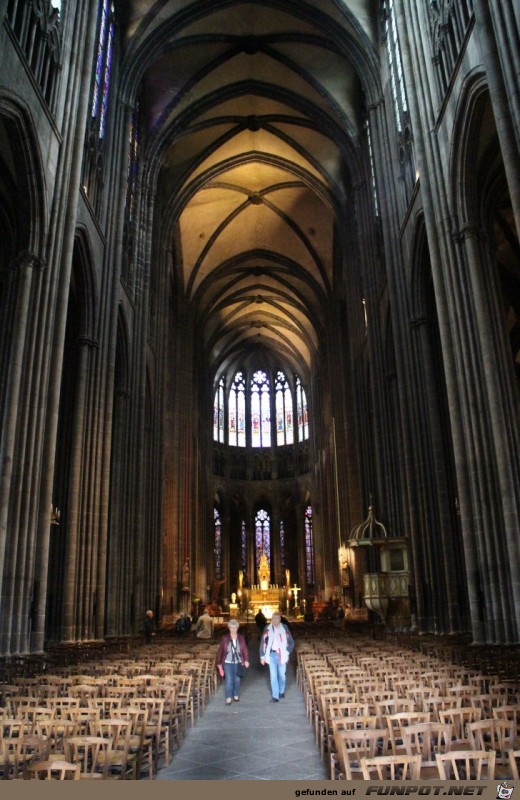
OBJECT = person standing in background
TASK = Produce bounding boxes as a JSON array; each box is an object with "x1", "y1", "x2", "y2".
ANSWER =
[{"x1": 143, "y1": 609, "x2": 156, "y2": 643}]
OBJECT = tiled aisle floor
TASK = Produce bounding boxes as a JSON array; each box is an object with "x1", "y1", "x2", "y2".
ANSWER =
[{"x1": 156, "y1": 633, "x2": 328, "y2": 780}]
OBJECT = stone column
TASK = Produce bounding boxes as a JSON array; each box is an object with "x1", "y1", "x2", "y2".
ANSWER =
[
  {"x1": 60, "y1": 336, "x2": 96, "y2": 641},
  {"x1": 0, "y1": 252, "x2": 45, "y2": 653}
]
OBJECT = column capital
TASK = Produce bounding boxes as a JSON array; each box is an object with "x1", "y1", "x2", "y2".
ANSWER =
[
  {"x1": 11, "y1": 251, "x2": 46, "y2": 271},
  {"x1": 367, "y1": 97, "x2": 385, "y2": 112},
  {"x1": 77, "y1": 336, "x2": 99, "y2": 349},
  {"x1": 455, "y1": 221, "x2": 483, "y2": 242}
]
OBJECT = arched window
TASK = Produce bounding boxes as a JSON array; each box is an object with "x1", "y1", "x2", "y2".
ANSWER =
[
  {"x1": 382, "y1": 0, "x2": 415, "y2": 201},
  {"x1": 123, "y1": 102, "x2": 140, "y2": 281},
  {"x1": 296, "y1": 377, "x2": 308, "y2": 442},
  {"x1": 275, "y1": 371, "x2": 294, "y2": 445},
  {"x1": 382, "y1": 0, "x2": 408, "y2": 134},
  {"x1": 213, "y1": 377, "x2": 225, "y2": 443},
  {"x1": 364, "y1": 118, "x2": 379, "y2": 217},
  {"x1": 251, "y1": 371, "x2": 271, "y2": 447},
  {"x1": 228, "y1": 372, "x2": 246, "y2": 447},
  {"x1": 215, "y1": 368, "x2": 308, "y2": 447},
  {"x1": 82, "y1": 0, "x2": 116, "y2": 213},
  {"x1": 6, "y1": 0, "x2": 61, "y2": 108},
  {"x1": 214, "y1": 508, "x2": 222, "y2": 579},
  {"x1": 304, "y1": 505, "x2": 314, "y2": 585},
  {"x1": 255, "y1": 509, "x2": 270, "y2": 573},
  {"x1": 240, "y1": 520, "x2": 247, "y2": 573},
  {"x1": 92, "y1": 0, "x2": 115, "y2": 139}
]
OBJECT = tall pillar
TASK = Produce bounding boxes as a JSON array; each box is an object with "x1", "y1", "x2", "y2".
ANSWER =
[
  {"x1": 61, "y1": 336, "x2": 96, "y2": 641},
  {"x1": 0, "y1": 252, "x2": 45, "y2": 653}
]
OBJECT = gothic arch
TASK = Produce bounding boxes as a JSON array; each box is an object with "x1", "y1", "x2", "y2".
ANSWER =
[
  {"x1": 71, "y1": 227, "x2": 98, "y2": 339},
  {"x1": 445, "y1": 73, "x2": 520, "y2": 641},
  {"x1": 0, "y1": 93, "x2": 47, "y2": 263}
]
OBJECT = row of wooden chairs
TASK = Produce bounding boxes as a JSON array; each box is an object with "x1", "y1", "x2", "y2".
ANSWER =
[
  {"x1": 0, "y1": 641, "x2": 218, "y2": 778},
  {"x1": 296, "y1": 635, "x2": 519, "y2": 781}
]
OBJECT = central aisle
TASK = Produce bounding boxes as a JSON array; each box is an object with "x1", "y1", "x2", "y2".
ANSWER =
[{"x1": 156, "y1": 630, "x2": 328, "y2": 780}]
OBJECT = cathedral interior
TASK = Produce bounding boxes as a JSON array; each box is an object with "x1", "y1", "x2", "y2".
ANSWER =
[{"x1": 1, "y1": 0, "x2": 520, "y2": 660}]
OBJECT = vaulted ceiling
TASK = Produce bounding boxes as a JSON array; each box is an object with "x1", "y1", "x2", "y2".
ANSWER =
[{"x1": 122, "y1": 1, "x2": 379, "y2": 380}]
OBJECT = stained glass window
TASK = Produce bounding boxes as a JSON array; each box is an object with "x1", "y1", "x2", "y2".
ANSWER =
[
  {"x1": 280, "y1": 520, "x2": 285, "y2": 567},
  {"x1": 213, "y1": 377, "x2": 225, "y2": 442},
  {"x1": 296, "y1": 377, "x2": 309, "y2": 441},
  {"x1": 383, "y1": 0, "x2": 408, "y2": 134},
  {"x1": 251, "y1": 371, "x2": 271, "y2": 447},
  {"x1": 126, "y1": 104, "x2": 140, "y2": 223},
  {"x1": 92, "y1": 0, "x2": 115, "y2": 139},
  {"x1": 304, "y1": 505, "x2": 314, "y2": 585},
  {"x1": 218, "y1": 367, "x2": 307, "y2": 448},
  {"x1": 275, "y1": 371, "x2": 294, "y2": 445},
  {"x1": 229, "y1": 372, "x2": 246, "y2": 447},
  {"x1": 255, "y1": 509, "x2": 270, "y2": 573},
  {"x1": 214, "y1": 508, "x2": 222, "y2": 579},
  {"x1": 123, "y1": 102, "x2": 140, "y2": 278},
  {"x1": 241, "y1": 520, "x2": 247, "y2": 572},
  {"x1": 364, "y1": 118, "x2": 379, "y2": 217}
]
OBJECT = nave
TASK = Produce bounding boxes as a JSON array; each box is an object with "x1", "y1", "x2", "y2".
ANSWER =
[
  {"x1": 156, "y1": 627, "x2": 326, "y2": 780},
  {"x1": 0, "y1": 623, "x2": 519, "y2": 780}
]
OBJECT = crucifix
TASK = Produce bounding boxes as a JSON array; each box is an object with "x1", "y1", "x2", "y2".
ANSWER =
[{"x1": 292, "y1": 584, "x2": 301, "y2": 606}]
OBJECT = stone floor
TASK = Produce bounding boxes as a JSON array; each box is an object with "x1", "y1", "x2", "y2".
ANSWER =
[{"x1": 156, "y1": 632, "x2": 327, "y2": 780}]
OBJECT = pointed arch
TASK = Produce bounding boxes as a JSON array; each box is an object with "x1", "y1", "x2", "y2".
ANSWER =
[{"x1": 0, "y1": 94, "x2": 47, "y2": 265}]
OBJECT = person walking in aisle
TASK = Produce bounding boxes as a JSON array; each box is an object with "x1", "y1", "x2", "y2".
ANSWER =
[
  {"x1": 216, "y1": 619, "x2": 249, "y2": 705},
  {"x1": 259, "y1": 611, "x2": 294, "y2": 702}
]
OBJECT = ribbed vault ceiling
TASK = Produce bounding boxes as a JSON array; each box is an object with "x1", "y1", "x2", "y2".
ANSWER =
[{"x1": 123, "y1": 0, "x2": 379, "y2": 378}]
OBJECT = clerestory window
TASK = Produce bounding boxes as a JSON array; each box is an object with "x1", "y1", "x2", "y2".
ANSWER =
[{"x1": 215, "y1": 368, "x2": 308, "y2": 447}]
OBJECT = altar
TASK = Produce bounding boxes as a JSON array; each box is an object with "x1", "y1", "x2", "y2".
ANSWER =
[{"x1": 249, "y1": 553, "x2": 282, "y2": 619}]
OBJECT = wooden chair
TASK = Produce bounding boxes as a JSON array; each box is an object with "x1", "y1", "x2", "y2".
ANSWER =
[
  {"x1": 314, "y1": 685, "x2": 352, "y2": 755},
  {"x1": 385, "y1": 711, "x2": 431, "y2": 755},
  {"x1": 423, "y1": 695, "x2": 462, "y2": 721},
  {"x1": 375, "y1": 698, "x2": 416, "y2": 725},
  {"x1": 1, "y1": 718, "x2": 35, "y2": 747},
  {"x1": 439, "y1": 706, "x2": 482, "y2": 746},
  {"x1": 89, "y1": 697, "x2": 122, "y2": 719},
  {"x1": 156, "y1": 682, "x2": 182, "y2": 753},
  {"x1": 446, "y1": 684, "x2": 481, "y2": 706},
  {"x1": 118, "y1": 706, "x2": 153, "y2": 779},
  {"x1": 25, "y1": 759, "x2": 80, "y2": 780},
  {"x1": 435, "y1": 750, "x2": 496, "y2": 780},
  {"x1": 1, "y1": 736, "x2": 47, "y2": 779},
  {"x1": 507, "y1": 749, "x2": 520, "y2": 780},
  {"x1": 42, "y1": 696, "x2": 80, "y2": 718},
  {"x1": 404, "y1": 685, "x2": 439, "y2": 706},
  {"x1": 64, "y1": 736, "x2": 111, "y2": 779},
  {"x1": 130, "y1": 697, "x2": 169, "y2": 770},
  {"x1": 493, "y1": 705, "x2": 520, "y2": 745},
  {"x1": 467, "y1": 718, "x2": 515, "y2": 776},
  {"x1": 333, "y1": 727, "x2": 389, "y2": 781},
  {"x1": 89, "y1": 718, "x2": 137, "y2": 779},
  {"x1": 402, "y1": 721, "x2": 453, "y2": 778},
  {"x1": 38, "y1": 718, "x2": 80, "y2": 756},
  {"x1": 360, "y1": 753, "x2": 423, "y2": 780},
  {"x1": 176, "y1": 674, "x2": 194, "y2": 733},
  {"x1": 15, "y1": 705, "x2": 54, "y2": 731}
]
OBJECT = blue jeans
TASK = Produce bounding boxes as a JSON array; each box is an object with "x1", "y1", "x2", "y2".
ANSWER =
[
  {"x1": 224, "y1": 662, "x2": 241, "y2": 699},
  {"x1": 268, "y1": 652, "x2": 287, "y2": 699}
]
